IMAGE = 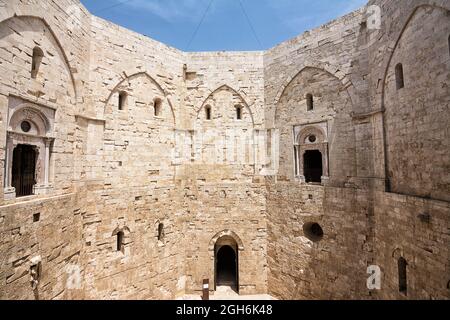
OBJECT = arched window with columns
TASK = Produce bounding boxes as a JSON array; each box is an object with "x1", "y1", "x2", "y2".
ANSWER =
[{"x1": 4, "y1": 98, "x2": 55, "y2": 199}]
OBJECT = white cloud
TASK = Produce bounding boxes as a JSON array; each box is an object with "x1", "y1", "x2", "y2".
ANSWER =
[{"x1": 127, "y1": 0, "x2": 211, "y2": 22}]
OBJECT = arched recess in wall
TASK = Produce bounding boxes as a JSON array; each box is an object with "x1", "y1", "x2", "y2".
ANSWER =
[
  {"x1": 381, "y1": 4, "x2": 450, "y2": 200},
  {"x1": 104, "y1": 72, "x2": 176, "y2": 125},
  {"x1": 273, "y1": 63, "x2": 355, "y2": 124},
  {"x1": 196, "y1": 84, "x2": 255, "y2": 125},
  {"x1": 274, "y1": 66, "x2": 355, "y2": 182},
  {"x1": 0, "y1": 15, "x2": 78, "y2": 99},
  {"x1": 381, "y1": 3, "x2": 450, "y2": 106},
  {"x1": 208, "y1": 230, "x2": 244, "y2": 252}
]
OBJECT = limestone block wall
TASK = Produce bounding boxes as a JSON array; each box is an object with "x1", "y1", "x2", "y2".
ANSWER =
[
  {"x1": 0, "y1": 193, "x2": 85, "y2": 300},
  {"x1": 382, "y1": 4, "x2": 450, "y2": 202},
  {"x1": 183, "y1": 182, "x2": 267, "y2": 295},
  {"x1": 267, "y1": 184, "x2": 372, "y2": 299},
  {"x1": 80, "y1": 182, "x2": 187, "y2": 300},
  {"x1": 373, "y1": 192, "x2": 449, "y2": 299},
  {"x1": 264, "y1": 8, "x2": 373, "y2": 300},
  {"x1": 0, "y1": 0, "x2": 449, "y2": 301},
  {"x1": 77, "y1": 14, "x2": 187, "y2": 300},
  {"x1": 365, "y1": 0, "x2": 450, "y2": 300},
  {"x1": 0, "y1": 0, "x2": 90, "y2": 300}
]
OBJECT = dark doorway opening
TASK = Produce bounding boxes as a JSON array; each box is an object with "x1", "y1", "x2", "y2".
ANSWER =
[
  {"x1": 12, "y1": 144, "x2": 36, "y2": 197},
  {"x1": 215, "y1": 245, "x2": 238, "y2": 292},
  {"x1": 304, "y1": 150, "x2": 323, "y2": 183}
]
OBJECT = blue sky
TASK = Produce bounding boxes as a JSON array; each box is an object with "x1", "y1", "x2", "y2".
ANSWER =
[{"x1": 80, "y1": 0, "x2": 367, "y2": 51}]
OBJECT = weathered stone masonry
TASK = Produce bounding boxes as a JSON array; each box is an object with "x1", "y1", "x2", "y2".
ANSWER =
[{"x1": 0, "y1": 0, "x2": 448, "y2": 300}]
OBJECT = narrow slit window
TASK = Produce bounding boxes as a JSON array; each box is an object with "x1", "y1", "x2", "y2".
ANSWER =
[
  {"x1": 306, "y1": 94, "x2": 314, "y2": 111},
  {"x1": 154, "y1": 98, "x2": 162, "y2": 117},
  {"x1": 395, "y1": 63, "x2": 404, "y2": 90},
  {"x1": 398, "y1": 257, "x2": 407, "y2": 295},
  {"x1": 31, "y1": 47, "x2": 44, "y2": 79},
  {"x1": 448, "y1": 35, "x2": 450, "y2": 57},
  {"x1": 236, "y1": 105, "x2": 242, "y2": 120},
  {"x1": 118, "y1": 92, "x2": 127, "y2": 111},
  {"x1": 158, "y1": 223, "x2": 164, "y2": 242},
  {"x1": 205, "y1": 106, "x2": 212, "y2": 120},
  {"x1": 117, "y1": 231, "x2": 124, "y2": 252}
]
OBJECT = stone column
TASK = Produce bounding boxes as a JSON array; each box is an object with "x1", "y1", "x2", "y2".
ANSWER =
[
  {"x1": 298, "y1": 148, "x2": 305, "y2": 182},
  {"x1": 44, "y1": 139, "x2": 51, "y2": 186},
  {"x1": 4, "y1": 139, "x2": 13, "y2": 188},
  {"x1": 321, "y1": 144, "x2": 329, "y2": 185},
  {"x1": 4, "y1": 138, "x2": 17, "y2": 199}
]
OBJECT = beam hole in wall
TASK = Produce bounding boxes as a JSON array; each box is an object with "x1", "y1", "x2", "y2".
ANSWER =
[
  {"x1": 303, "y1": 222, "x2": 324, "y2": 242},
  {"x1": 31, "y1": 47, "x2": 44, "y2": 79},
  {"x1": 33, "y1": 213, "x2": 40, "y2": 222}
]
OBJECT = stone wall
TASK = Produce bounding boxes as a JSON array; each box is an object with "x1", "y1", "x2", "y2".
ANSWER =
[
  {"x1": 365, "y1": 0, "x2": 450, "y2": 300},
  {"x1": 0, "y1": 0, "x2": 448, "y2": 300}
]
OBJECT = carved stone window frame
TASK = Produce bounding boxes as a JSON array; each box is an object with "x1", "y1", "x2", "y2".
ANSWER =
[
  {"x1": 4, "y1": 97, "x2": 55, "y2": 200},
  {"x1": 293, "y1": 123, "x2": 329, "y2": 185}
]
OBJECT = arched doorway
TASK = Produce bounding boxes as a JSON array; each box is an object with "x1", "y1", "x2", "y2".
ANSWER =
[
  {"x1": 303, "y1": 150, "x2": 323, "y2": 183},
  {"x1": 12, "y1": 144, "x2": 37, "y2": 197},
  {"x1": 214, "y1": 238, "x2": 239, "y2": 293}
]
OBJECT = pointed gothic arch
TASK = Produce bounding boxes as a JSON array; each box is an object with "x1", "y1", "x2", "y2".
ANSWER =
[
  {"x1": 196, "y1": 85, "x2": 255, "y2": 125},
  {"x1": 273, "y1": 65, "x2": 354, "y2": 123},
  {"x1": 0, "y1": 15, "x2": 78, "y2": 98},
  {"x1": 104, "y1": 72, "x2": 176, "y2": 124}
]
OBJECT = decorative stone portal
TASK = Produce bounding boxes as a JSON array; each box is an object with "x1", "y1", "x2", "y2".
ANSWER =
[
  {"x1": 293, "y1": 123, "x2": 329, "y2": 184},
  {"x1": 4, "y1": 97, "x2": 55, "y2": 199},
  {"x1": 209, "y1": 230, "x2": 244, "y2": 294}
]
